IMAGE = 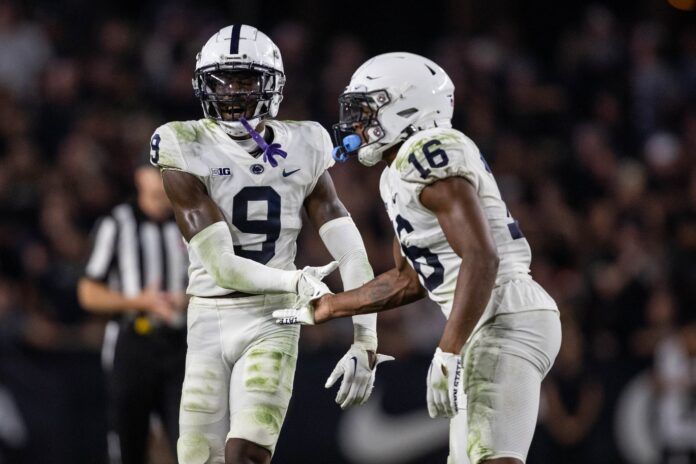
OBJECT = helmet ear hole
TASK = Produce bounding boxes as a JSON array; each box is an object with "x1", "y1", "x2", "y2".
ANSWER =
[{"x1": 396, "y1": 108, "x2": 418, "y2": 118}]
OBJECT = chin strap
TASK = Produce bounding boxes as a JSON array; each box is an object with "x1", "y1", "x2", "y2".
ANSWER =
[
  {"x1": 378, "y1": 126, "x2": 416, "y2": 153},
  {"x1": 239, "y1": 117, "x2": 288, "y2": 167}
]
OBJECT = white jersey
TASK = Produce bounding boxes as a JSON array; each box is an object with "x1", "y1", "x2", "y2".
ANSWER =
[
  {"x1": 379, "y1": 127, "x2": 557, "y2": 324},
  {"x1": 150, "y1": 118, "x2": 334, "y2": 297}
]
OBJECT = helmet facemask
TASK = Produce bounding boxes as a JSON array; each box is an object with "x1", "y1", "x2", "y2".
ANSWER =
[
  {"x1": 193, "y1": 64, "x2": 284, "y2": 137},
  {"x1": 332, "y1": 90, "x2": 398, "y2": 166}
]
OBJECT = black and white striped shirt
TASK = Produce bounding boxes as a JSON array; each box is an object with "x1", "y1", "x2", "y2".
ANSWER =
[{"x1": 84, "y1": 202, "x2": 188, "y2": 300}]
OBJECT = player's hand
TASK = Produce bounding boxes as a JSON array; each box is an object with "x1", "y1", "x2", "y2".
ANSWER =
[
  {"x1": 294, "y1": 261, "x2": 338, "y2": 308},
  {"x1": 273, "y1": 262, "x2": 338, "y2": 325},
  {"x1": 272, "y1": 305, "x2": 316, "y2": 325},
  {"x1": 301, "y1": 261, "x2": 339, "y2": 282},
  {"x1": 426, "y1": 347, "x2": 462, "y2": 418},
  {"x1": 272, "y1": 293, "x2": 335, "y2": 325},
  {"x1": 325, "y1": 344, "x2": 394, "y2": 409},
  {"x1": 310, "y1": 294, "x2": 334, "y2": 324}
]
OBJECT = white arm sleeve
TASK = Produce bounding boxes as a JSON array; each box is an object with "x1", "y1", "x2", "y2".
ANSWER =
[
  {"x1": 190, "y1": 222, "x2": 301, "y2": 294},
  {"x1": 319, "y1": 217, "x2": 377, "y2": 351}
]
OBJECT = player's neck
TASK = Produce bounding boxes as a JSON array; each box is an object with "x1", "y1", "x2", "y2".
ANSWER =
[
  {"x1": 382, "y1": 143, "x2": 403, "y2": 165},
  {"x1": 233, "y1": 128, "x2": 266, "y2": 153},
  {"x1": 228, "y1": 124, "x2": 273, "y2": 155}
]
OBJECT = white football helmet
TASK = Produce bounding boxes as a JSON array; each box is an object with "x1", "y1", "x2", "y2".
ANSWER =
[
  {"x1": 193, "y1": 25, "x2": 285, "y2": 137},
  {"x1": 332, "y1": 52, "x2": 454, "y2": 166}
]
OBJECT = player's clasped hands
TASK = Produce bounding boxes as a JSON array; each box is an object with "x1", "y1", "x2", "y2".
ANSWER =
[
  {"x1": 294, "y1": 261, "x2": 338, "y2": 308},
  {"x1": 426, "y1": 347, "x2": 462, "y2": 418},
  {"x1": 274, "y1": 261, "x2": 338, "y2": 325}
]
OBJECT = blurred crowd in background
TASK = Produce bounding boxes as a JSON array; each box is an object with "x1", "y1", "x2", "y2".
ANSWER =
[{"x1": 0, "y1": 0, "x2": 694, "y2": 463}]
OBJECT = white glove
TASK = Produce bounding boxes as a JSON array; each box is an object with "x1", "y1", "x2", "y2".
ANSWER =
[
  {"x1": 301, "y1": 261, "x2": 339, "y2": 282},
  {"x1": 274, "y1": 262, "x2": 338, "y2": 325},
  {"x1": 295, "y1": 262, "x2": 338, "y2": 308},
  {"x1": 272, "y1": 305, "x2": 315, "y2": 325},
  {"x1": 325, "y1": 344, "x2": 394, "y2": 409},
  {"x1": 426, "y1": 347, "x2": 462, "y2": 418}
]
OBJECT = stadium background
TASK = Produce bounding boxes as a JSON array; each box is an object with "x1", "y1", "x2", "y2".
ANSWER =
[{"x1": 0, "y1": 0, "x2": 694, "y2": 462}]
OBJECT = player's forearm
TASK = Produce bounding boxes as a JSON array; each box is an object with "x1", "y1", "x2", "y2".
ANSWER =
[
  {"x1": 191, "y1": 221, "x2": 300, "y2": 294},
  {"x1": 318, "y1": 216, "x2": 378, "y2": 349},
  {"x1": 323, "y1": 267, "x2": 425, "y2": 319},
  {"x1": 438, "y1": 252, "x2": 498, "y2": 354},
  {"x1": 77, "y1": 278, "x2": 141, "y2": 314},
  {"x1": 204, "y1": 250, "x2": 299, "y2": 294}
]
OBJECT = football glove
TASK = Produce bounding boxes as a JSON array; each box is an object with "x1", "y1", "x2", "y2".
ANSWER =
[
  {"x1": 295, "y1": 262, "x2": 338, "y2": 309},
  {"x1": 272, "y1": 305, "x2": 315, "y2": 325},
  {"x1": 325, "y1": 344, "x2": 394, "y2": 409},
  {"x1": 301, "y1": 261, "x2": 339, "y2": 282},
  {"x1": 274, "y1": 262, "x2": 338, "y2": 325},
  {"x1": 426, "y1": 347, "x2": 462, "y2": 418}
]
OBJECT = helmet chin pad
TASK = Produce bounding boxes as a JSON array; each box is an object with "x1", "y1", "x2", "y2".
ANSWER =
[
  {"x1": 357, "y1": 126, "x2": 418, "y2": 166},
  {"x1": 217, "y1": 117, "x2": 262, "y2": 137},
  {"x1": 357, "y1": 146, "x2": 383, "y2": 166},
  {"x1": 357, "y1": 140, "x2": 395, "y2": 166}
]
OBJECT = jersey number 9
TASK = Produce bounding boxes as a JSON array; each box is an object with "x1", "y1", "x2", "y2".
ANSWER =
[{"x1": 232, "y1": 186, "x2": 281, "y2": 265}]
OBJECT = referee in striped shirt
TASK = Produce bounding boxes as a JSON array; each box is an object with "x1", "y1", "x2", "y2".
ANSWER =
[{"x1": 78, "y1": 163, "x2": 188, "y2": 464}]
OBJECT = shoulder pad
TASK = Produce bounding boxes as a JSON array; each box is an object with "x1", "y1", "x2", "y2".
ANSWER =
[
  {"x1": 277, "y1": 119, "x2": 334, "y2": 173},
  {"x1": 150, "y1": 122, "x2": 187, "y2": 171},
  {"x1": 393, "y1": 128, "x2": 484, "y2": 190},
  {"x1": 150, "y1": 120, "x2": 213, "y2": 171}
]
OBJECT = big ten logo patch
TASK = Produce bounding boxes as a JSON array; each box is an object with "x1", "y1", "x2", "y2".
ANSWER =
[{"x1": 211, "y1": 167, "x2": 231, "y2": 176}]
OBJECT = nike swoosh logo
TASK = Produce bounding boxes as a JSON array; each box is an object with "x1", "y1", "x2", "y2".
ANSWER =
[
  {"x1": 282, "y1": 168, "x2": 300, "y2": 177},
  {"x1": 350, "y1": 356, "x2": 358, "y2": 377},
  {"x1": 338, "y1": 391, "x2": 449, "y2": 463}
]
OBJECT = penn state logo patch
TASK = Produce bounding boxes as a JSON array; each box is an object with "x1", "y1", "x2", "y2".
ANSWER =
[{"x1": 250, "y1": 164, "x2": 265, "y2": 175}]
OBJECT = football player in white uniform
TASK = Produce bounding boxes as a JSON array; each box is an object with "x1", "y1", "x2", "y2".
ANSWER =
[
  {"x1": 274, "y1": 53, "x2": 562, "y2": 464},
  {"x1": 150, "y1": 25, "x2": 389, "y2": 464}
]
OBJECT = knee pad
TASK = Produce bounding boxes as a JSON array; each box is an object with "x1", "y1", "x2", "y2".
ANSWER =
[
  {"x1": 228, "y1": 404, "x2": 285, "y2": 456},
  {"x1": 177, "y1": 431, "x2": 210, "y2": 464}
]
